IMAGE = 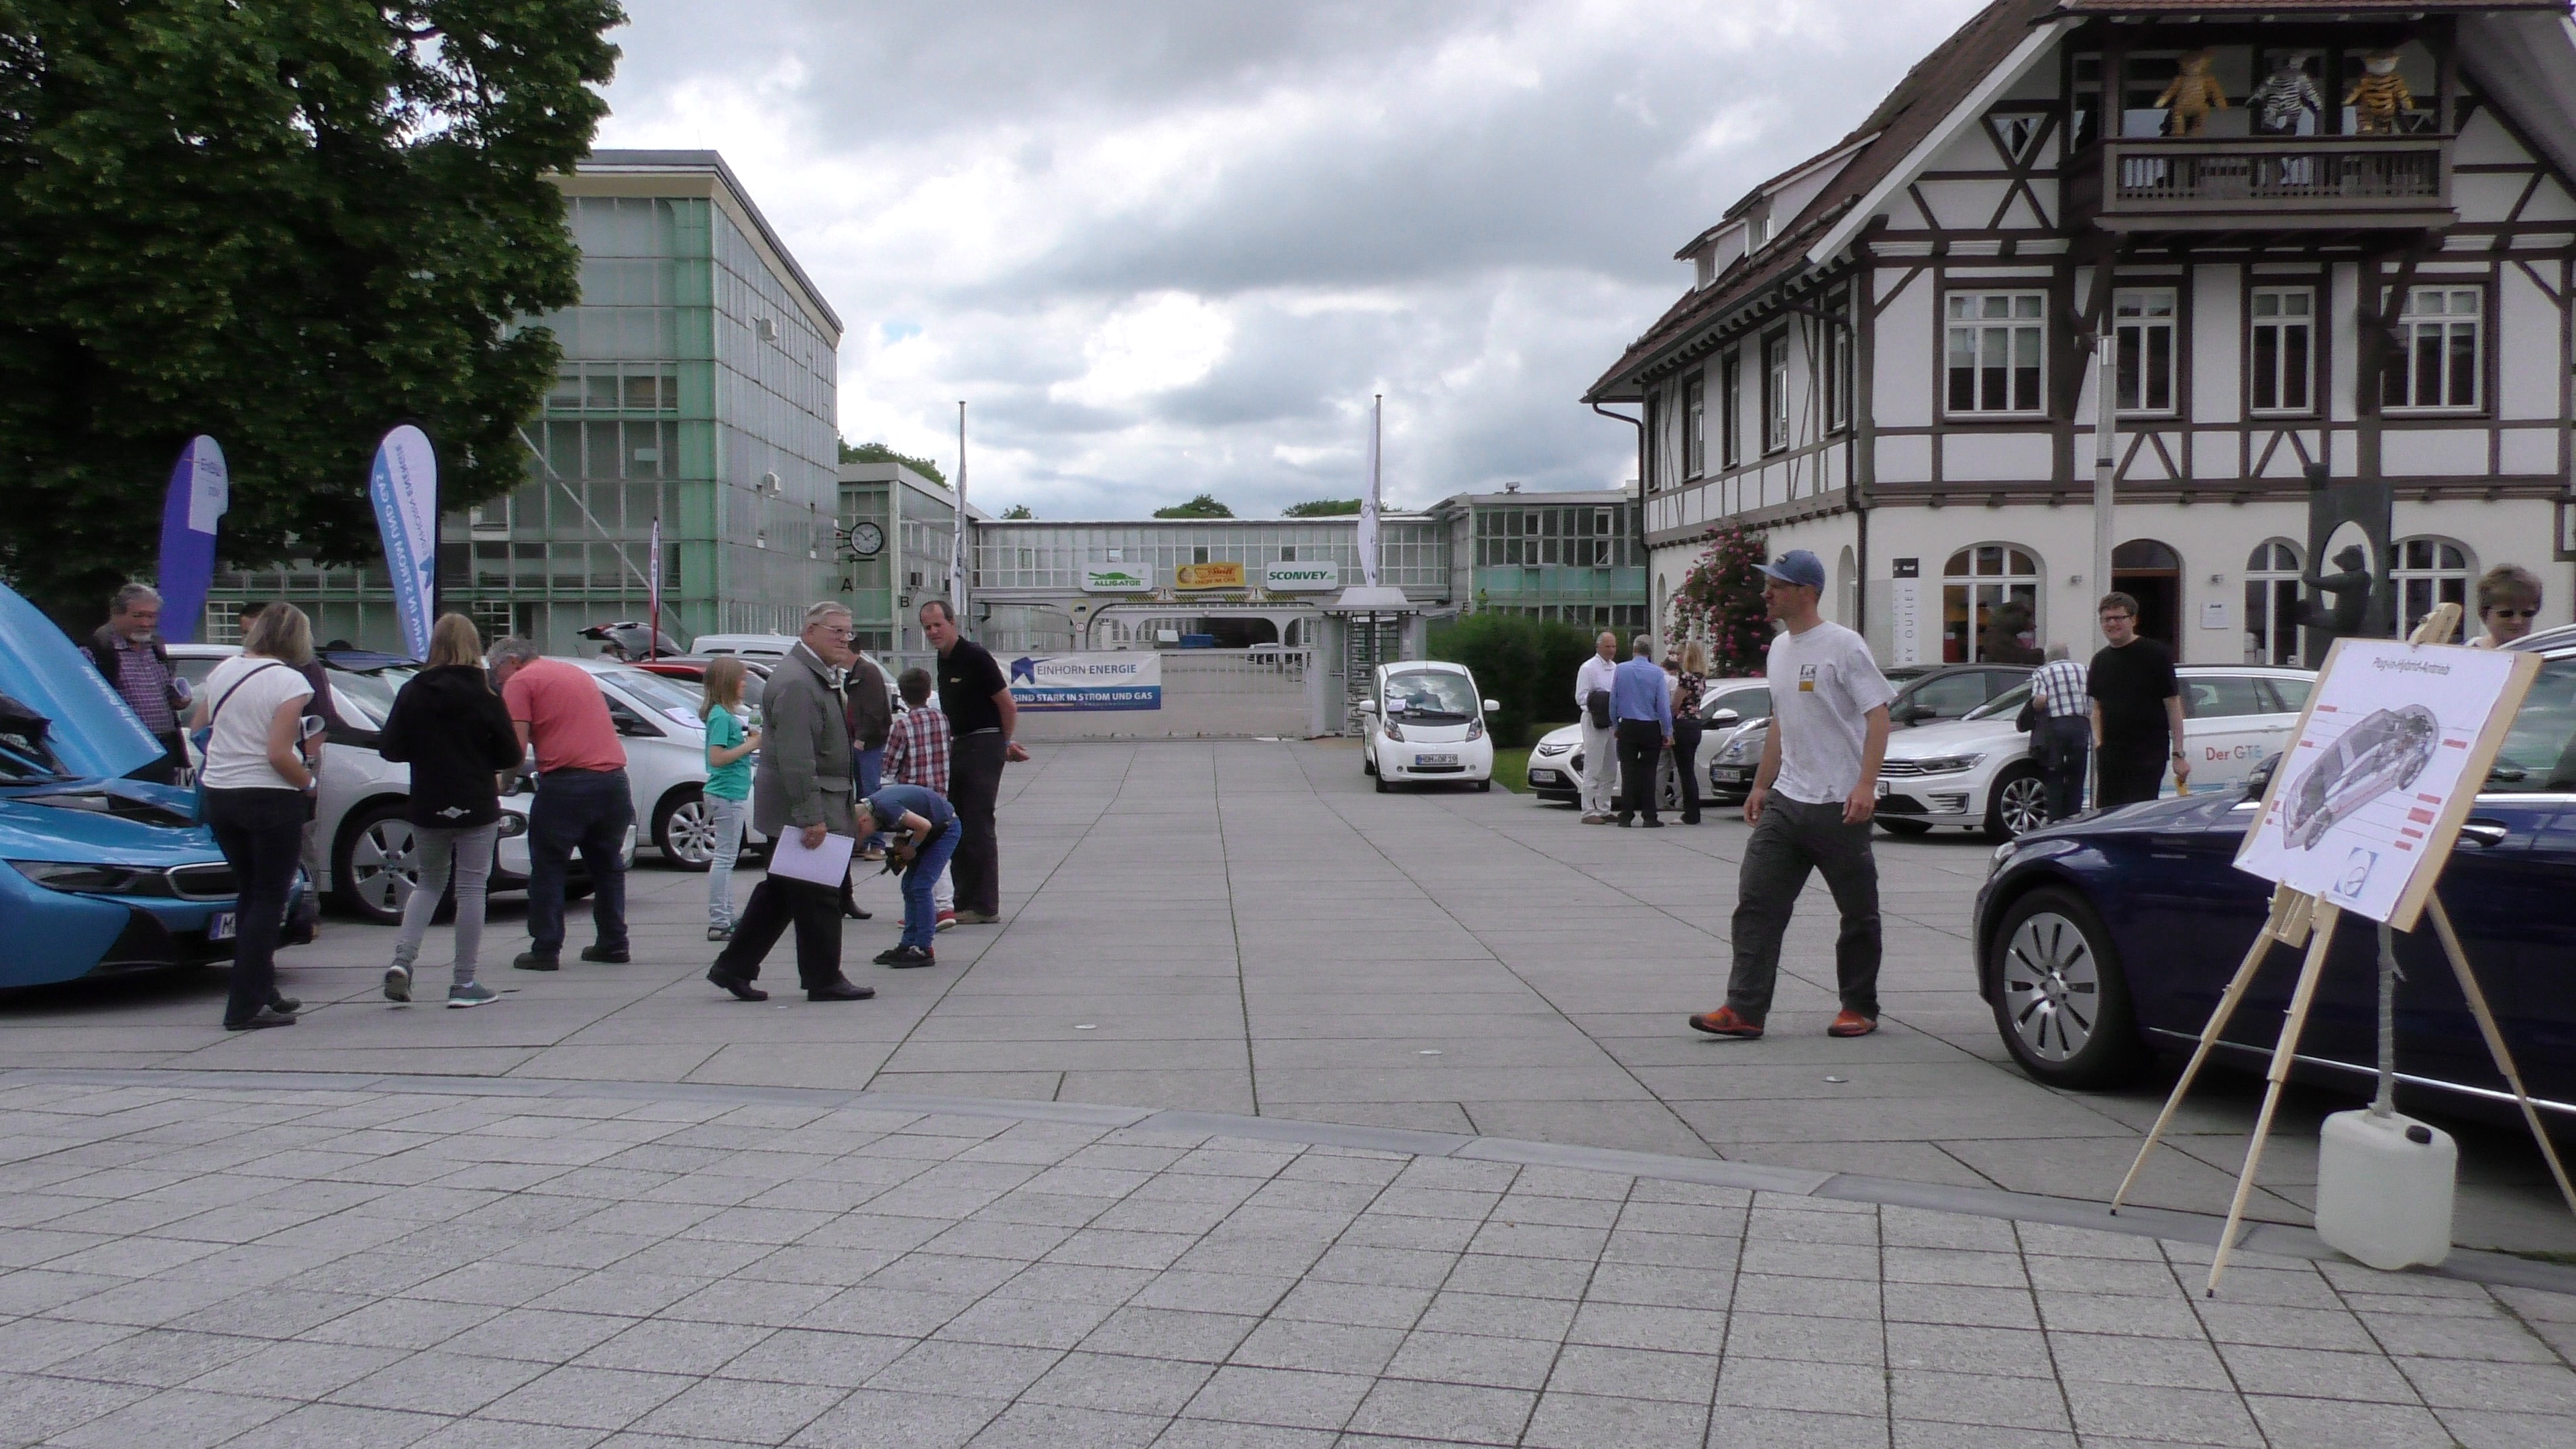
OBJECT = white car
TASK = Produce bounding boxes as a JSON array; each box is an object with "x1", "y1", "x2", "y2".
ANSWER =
[
  {"x1": 533, "y1": 658, "x2": 772, "y2": 873},
  {"x1": 1874, "y1": 664, "x2": 2316, "y2": 840},
  {"x1": 1525, "y1": 676, "x2": 1770, "y2": 806},
  {"x1": 1359, "y1": 661, "x2": 1497, "y2": 792}
]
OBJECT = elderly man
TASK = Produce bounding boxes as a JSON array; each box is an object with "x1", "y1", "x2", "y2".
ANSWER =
[
  {"x1": 1574, "y1": 631, "x2": 1620, "y2": 824},
  {"x1": 488, "y1": 637, "x2": 630, "y2": 972},
  {"x1": 87, "y1": 584, "x2": 191, "y2": 785},
  {"x1": 706, "y1": 604, "x2": 875, "y2": 1002},
  {"x1": 1612, "y1": 633, "x2": 1674, "y2": 827},
  {"x1": 923, "y1": 599, "x2": 1028, "y2": 926}
]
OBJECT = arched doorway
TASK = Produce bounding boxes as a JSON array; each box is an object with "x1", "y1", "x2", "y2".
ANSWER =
[
  {"x1": 2113, "y1": 539, "x2": 2182, "y2": 648},
  {"x1": 1835, "y1": 546, "x2": 1858, "y2": 627}
]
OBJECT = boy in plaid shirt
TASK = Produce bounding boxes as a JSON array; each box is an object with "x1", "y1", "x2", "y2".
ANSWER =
[{"x1": 882, "y1": 667, "x2": 956, "y2": 931}]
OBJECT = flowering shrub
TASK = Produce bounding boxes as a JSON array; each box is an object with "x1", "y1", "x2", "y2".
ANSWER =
[{"x1": 1668, "y1": 525, "x2": 1772, "y2": 676}]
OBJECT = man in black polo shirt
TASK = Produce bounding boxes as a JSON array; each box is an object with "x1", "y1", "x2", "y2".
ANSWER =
[
  {"x1": 2086, "y1": 591, "x2": 2189, "y2": 809},
  {"x1": 922, "y1": 600, "x2": 1028, "y2": 924}
]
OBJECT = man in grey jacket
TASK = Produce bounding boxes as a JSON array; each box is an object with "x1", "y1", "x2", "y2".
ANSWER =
[{"x1": 706, "y1": 602, "x2": 875, "y2": 1003}]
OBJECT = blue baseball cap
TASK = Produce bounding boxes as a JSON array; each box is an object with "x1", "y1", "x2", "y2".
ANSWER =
[{"x1": 1754, "y1": 549, "x2": 1827, "y2": 591}]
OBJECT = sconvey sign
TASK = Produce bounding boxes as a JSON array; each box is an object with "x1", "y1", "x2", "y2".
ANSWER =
[
  {"x1": 1007, "y1": 652, "x2": 1162, "y2": 711},
  {"x1": 1174, "y1": 561, "x2": 1246, "y2": 590},
  {"x1": 1081, "y1": 566, "x2": 1152, "y2": 592},
  {"x1": 1262, "y1": 561, "x2": 1339, "y2": 592}
]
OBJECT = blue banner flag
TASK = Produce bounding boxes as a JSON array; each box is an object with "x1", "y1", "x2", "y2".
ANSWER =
[
  {"x1": 368, "y1": 425, "x2": 439, "y2": 659},
  {"x1": 154, "y1": 436, "x2": 227, "y2": 643}
]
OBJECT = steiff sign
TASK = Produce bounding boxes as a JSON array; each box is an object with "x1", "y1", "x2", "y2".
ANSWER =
[
  {"x1": 1081, "y1": 566, "x2": 1152, "y2": 593},
  {"x1": 1262, "y1": 561, "x2": 1339, "y2": 592}
]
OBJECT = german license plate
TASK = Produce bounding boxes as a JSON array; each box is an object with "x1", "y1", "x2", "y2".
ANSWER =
[
  {"x1": 207, "y1": 912, "x2": 236, "y2": 943},
  {"x1": 1417, "y1": 753, "x2": 1458, "y2": 766},
  {"x1": 1713, "y1": 766, "x2": 1750, "y2": 782}
]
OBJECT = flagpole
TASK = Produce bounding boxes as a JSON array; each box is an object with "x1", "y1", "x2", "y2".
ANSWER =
[
  {"x1": 647, "y1": 516, "x2": 662, "y2": 659},
  {"x1": 954, "y1": 400, "x2": 970, "y2": 637},
  {"x1": 1360, "y1": 395, "x2": 1382, "y2": 590}
]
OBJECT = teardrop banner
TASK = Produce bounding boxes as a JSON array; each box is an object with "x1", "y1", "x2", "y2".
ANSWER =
[
  {"x1": 368, "y1": 425, "x2": 438, "y2": 660},
  {"x1": 154, "y1": 436, "x2": 229, "y2": 643}
]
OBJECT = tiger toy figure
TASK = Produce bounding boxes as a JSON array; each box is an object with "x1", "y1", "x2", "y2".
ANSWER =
[{"x1": 2345, "y1": 50, "x2": 2415, "y2": 135}]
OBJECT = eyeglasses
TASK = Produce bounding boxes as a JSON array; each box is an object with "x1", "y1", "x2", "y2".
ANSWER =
[{"x1": 2486, "y1": 608, "x2": 2537, "y2": 620}]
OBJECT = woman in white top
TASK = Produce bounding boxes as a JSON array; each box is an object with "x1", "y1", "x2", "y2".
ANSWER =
[{"x1": 191, "y1": 604, "x2": 321, "y2": 1031}]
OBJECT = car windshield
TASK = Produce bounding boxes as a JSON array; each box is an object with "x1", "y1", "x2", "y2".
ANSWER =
[
  {"x1": 322, "y1": 667, "x2": 410, "y2": 729},
  {"x1": 2487, "y1": 655, "x2": 2576, "y2": 792},
  {"x1": 604, "y1": 667, "x2": 704, "y2": 718},
  {"x1": 1965, "y1": 683, "x2": 2033, "y2": 722},
  {"x1": 1385, "y1": 672, "x2": 1478, "y2": 720}
]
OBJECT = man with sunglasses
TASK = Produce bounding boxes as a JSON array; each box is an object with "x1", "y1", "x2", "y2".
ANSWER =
[{"x1": 2469, "y1": 565, "x2": 2543, "y2": 649}]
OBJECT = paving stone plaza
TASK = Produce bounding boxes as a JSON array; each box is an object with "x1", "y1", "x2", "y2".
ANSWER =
[{"x1": 3, "y1": 741, "x2": 2573, "y2": 1446}]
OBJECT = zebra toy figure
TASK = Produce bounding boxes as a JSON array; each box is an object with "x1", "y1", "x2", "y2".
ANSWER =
[{"x1": 2250, "y1": 55, "x2": 2322, "y2": 135}]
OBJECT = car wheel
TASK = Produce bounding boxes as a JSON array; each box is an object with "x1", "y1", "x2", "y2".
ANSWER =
[
  {"x1": 1986, "y1": 765, "x2": 2049, "y2": 841},
  {"x1": 1988, "y1": 888, "x2": 2149, "y2": 1089},
  {"x1": 1876, "y1": 818, "x2": 1934, "y2": 836},
  {"x1": 1475, "y1": 777, "x2": 1492, "y2": 793},
  {"x1": 1375, "y1": 772, "x2": 1391, "y2": 793},
  {"x1": 654, "y1": 786, "x2": 716, "y2": 872},
  {"x1": 335, "y1": 802, "x2": 421, "y2": 926}
]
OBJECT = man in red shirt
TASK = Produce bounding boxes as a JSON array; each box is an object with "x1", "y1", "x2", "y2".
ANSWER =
[{"x1": 488, "y1": 639, "x2": 630, "y2": 971}]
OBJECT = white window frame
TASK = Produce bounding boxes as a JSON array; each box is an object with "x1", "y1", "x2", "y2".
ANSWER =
[
  {"x1": 1823, "y1": 291, "x2": 1855, "y2": 433},
  {"x1": 1762, "y1": 331, "x2": 1790, "y2": 453},
  {"x1": 1720, "y1": 349, "x2": 1743, "y2": 467},
  {"x1": 1939, "y1": 544, "x2": 2043, "y2": 664},
  {"x1": 2392, "y1": 535, "x2": 2473, "y2": 638},
  {"x1": 2243, "y1": 539, "x2": 2304, "y2": 667},
  {"x1": 1684, "y1": 372, "x2": 1707, "y2": 478},
  {"x1": 2247, "y1": 287, "x2": 2316, "y2": 416},
  {"x1": 2383, "y1": 286, "x2": 2483, "y2": 413},
  {"x1": 2113, "y1": 286, "x2": 2178, "y2": 416},
  {"x1": 1945, "y1": 291, "x2": 2047, "y2": 416}
]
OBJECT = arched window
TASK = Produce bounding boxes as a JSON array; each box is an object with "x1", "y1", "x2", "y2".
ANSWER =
[
  {"x1": 2244, "y1": 539, "x2": 2303, "y2": 667},
  {"x1": 2394, "y1": 536, "x2": 2473, "y2": 639},
  {"x1": 1941, "y1": 545, "x2": 2041, "y2": 663}
]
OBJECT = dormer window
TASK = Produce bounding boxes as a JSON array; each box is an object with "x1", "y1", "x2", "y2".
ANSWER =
[
  {"x1": 1746, "y1": 204, "x2": 1772, "y2": 250},
  {"x1": 1695, "y1": 250, "x2": 1716, "y2": 290}
]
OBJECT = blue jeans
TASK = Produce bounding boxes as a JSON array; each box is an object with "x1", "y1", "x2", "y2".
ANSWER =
[
  {"x1": 527, "y1": 767, "x2": 631, "y2": 958},
  {"x1": 901, "y1": 826, "x2": 960, "y2": 951},
  {"x1": 706, "y1": 793, "x2": 749, "y2": 929}
]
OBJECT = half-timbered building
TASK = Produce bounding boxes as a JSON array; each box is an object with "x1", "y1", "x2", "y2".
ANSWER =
[{"x1": 1587, "y1": 0, "x2": 2576, "y2": 665}]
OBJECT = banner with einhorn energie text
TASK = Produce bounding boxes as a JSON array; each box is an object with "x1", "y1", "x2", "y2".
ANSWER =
[{"x1": 1006, "y1": 651, "x2": 1161, "y2": 711}]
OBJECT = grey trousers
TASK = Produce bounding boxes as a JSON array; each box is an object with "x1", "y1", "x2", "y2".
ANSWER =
[
  {"x1": 1578, "y1": 719, "x2": 1617, "y2": 815},
  {"x1": 390, "y1": 822, "x2": 498, "y2": 986},
  {"x1": 1727, "y1": 795, "x2": 1882, "y2": 1022}
]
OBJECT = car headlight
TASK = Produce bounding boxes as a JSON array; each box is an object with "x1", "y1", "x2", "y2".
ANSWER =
[
  {"x1": 1466, "y1": 718, "x2": 1483, "y2": 741},
  {"x1": 497, "y1": 814, "x2": 529, "y2": 839},
  {"x1": 10, "y1": 860, "x2": 167, "y2": 896},
  {"x1": 1912, "y1": 753, "x2": 1986, "y2": 775},
  {"x1": 1383, "y1": 720, "x2": 1405, "y2": 742}
]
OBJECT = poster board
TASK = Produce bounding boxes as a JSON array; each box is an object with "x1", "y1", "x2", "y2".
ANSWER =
[{"x1": 2233, "y1": 636, "x2": 2538, "y2": 930}]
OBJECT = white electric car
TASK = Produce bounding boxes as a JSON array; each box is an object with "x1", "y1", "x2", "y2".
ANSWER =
[
  {"x1": 1874, "y1": 665, "x2": 2315, "y2": 840},
  {"x1": 1359, "y1": 661, "x2": 1498, "y2": 792},
  {"x1": 1525, "y1": 676, "x2": 1771, "y2": 806}
]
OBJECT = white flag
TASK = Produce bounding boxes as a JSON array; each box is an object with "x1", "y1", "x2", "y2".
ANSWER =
[{"x1": 1359, "y1": 396, "x2": 1381, "y2": 590}]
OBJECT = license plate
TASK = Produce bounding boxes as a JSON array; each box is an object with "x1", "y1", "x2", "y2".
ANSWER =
[
  {"x1": 1713, "y1": 766, "x2": 1750, "y2": 782},
  {"x1": 207, "y1": 912, "x2": 236, "y2": 943},
  {"x1": 1417, "y1": 753, "x2": 1458, "y2": 766}
]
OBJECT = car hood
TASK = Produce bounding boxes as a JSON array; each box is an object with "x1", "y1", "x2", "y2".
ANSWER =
[
  {"x1": 0, "y1": 782, "x2": 224, "y2": 865},
  {"x1": 0, "y1": 583, "x2": 165, "y2": 781},
  {"x1": 1882, "y1": 715, "x2": 2024, "y2": 760},
  {"x1": 1535, "y1": 724, "x2": 1584, "y2": 751}
]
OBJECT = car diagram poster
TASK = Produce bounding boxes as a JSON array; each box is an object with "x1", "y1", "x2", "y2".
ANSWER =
[{"x1": 2234, "y1": 637, "x2": 2537, "y2": 929}]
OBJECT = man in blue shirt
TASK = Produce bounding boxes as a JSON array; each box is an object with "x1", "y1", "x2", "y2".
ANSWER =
[{"x1": 1612, "y1": 633, "x2": 1674, "y2": 827}]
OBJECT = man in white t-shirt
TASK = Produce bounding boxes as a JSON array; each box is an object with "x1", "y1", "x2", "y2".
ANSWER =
[
  {"x1": 1573, "y1": 631, "x2": 1621, "y2": 823},
  {"x1": 1690, "y1": 548, "x2": 1896, "y2": 1041}
]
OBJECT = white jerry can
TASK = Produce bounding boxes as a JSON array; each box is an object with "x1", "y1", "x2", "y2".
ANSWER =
[{"x1": 2314, "y1": 1109, "x2": 2458, "y2": 1271}]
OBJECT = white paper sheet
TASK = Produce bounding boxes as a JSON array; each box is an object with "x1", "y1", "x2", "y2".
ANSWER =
[{"x1": 765, "y1": 828, "x2": 856, "y2": 888}]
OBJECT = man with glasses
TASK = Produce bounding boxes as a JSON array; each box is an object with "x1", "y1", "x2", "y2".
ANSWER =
[
  {"x1": 1690, "y1": 549, "x2": 1895, "y2": 1042},
  {"x1": 2086, "y1": 593, "x2": 2186, "y2": 810},
  {"x1": 2469, "y1": 565, "x2": 2543, "y2": 649}
]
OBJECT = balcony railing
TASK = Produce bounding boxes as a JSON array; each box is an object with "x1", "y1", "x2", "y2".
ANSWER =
[{"x1": 2072, "y1": 136, "x2": 2453, "y2": 233}]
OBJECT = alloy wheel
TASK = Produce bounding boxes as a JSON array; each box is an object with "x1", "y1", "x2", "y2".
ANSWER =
[
  {"x1": 350, "y1": 818, "x2": 421, "y2": 919},
  {"x1": 1997, "y1": 774, "x2": 2050, "y2": 837},
  {"x1": 663, "y1": 796, "x2": 720, "y2": 867},
  {"x1": 2000, "y1": 910, "x2": 2098, "y2": 1063}
]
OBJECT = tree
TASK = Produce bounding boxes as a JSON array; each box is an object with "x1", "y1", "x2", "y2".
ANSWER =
[
  {"x1": 1668, "y1": 524, "x2": 1774, "y2": 676},
  {"x1": 998, "y1": 504, "x2": 1033, "y2": 519},
  {"x1": 838, "y1": 437, "x2": 948, "y2": 487},
  {"x1": 1283, "y1": 498, "x2": 1361, "y2": 517},
  {"x1": 0, "y1": 1, "x2": 624, "y2": 626},
  {"x1": 1152, "y1": 493, "x2": 1233, "y2": 519},
  {"x1": 1428, "y1": 611, "x2": 1597, "y2": 749}
]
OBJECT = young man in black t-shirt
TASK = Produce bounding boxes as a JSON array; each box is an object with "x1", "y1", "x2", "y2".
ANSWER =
[
  {"x1": 923, "y1": 600, "x2": 1029, "y2": 924},
  {"x1": 2086, "y1": 592, "x2": 2189, "y2": 809}
]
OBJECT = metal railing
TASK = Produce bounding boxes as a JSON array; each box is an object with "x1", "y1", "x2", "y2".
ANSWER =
[{"x1": 2084, "y1": 136, "x2": 2450, "y2": 221}]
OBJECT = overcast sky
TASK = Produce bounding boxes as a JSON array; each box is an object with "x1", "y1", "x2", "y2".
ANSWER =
[{"x1": 596, "y1": 1, "x2": 1985, "y2": 517}]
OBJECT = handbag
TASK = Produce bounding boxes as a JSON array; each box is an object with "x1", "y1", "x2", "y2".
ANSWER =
[
  {"x1": 191, "y1": 661, "x2": 286, "y2": 822},
  {"x1": 1587, "y1": 688, "x2": 1611, "y2": 729}
]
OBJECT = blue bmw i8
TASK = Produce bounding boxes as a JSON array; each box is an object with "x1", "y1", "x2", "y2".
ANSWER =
[{"x1": 1974, "y1": 625, "x2": 2576, "y2": 1132}]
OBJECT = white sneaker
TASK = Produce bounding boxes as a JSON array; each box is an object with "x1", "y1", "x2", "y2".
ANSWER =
[{"x1": 382, "y1": 965, "x2": 411, "y2": 1002}]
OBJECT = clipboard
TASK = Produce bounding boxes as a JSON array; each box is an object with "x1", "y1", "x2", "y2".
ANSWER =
[{"x1": 766, "y1": 829, "x2": 855, "y2": 888}]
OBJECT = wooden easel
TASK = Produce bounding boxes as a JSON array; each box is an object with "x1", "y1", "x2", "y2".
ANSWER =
[{"x1": 2110, "y1": 605, "x2": 2576, "y2": 1293}]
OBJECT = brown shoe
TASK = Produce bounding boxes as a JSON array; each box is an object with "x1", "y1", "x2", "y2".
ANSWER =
[
  {"x1": 1827, "y1": 1010, "x2": 1878, "y2": 1038},
  {"x1": 1688, "y1": 1006, "x2": 1763, "y2": 1038}
]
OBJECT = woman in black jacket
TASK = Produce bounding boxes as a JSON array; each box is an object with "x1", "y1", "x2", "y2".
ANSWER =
[{"x1": 376, "y1": 612, "x2": 524, "y2": 1007}]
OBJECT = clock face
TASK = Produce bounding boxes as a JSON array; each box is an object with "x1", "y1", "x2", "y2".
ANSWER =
[{"x1": 849, "y1": 522, "x2": 885, "y2": 558}]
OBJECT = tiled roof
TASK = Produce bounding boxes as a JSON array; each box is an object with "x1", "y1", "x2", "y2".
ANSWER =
[
  {"x1": 2059, "y1": 1, "x2": 2564, "y2": 11},
  {"x1": 1586, "y1": 0, "x2": 2061, "y2": 402}
]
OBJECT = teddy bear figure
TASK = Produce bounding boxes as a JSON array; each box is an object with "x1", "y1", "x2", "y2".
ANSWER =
[
  {"x1": 2250, "y1": 54, "x2": 2322, "y2": 135},
  {"x1": 2155, "y1": 49, "x2": 2230, "y2": 136},
  {"x1": 2346, "y1": 50, "x2": 2414, "y2": 135}
]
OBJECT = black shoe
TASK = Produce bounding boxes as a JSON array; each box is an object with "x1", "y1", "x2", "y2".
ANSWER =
[
  {"x1": 807, "y1": 979, "x2": 876, "y2": 1002},
  {"x1": 269, "y1": 996, "x2": 302, "y2": 1013},
  {"x1": 879, "y1": 946, "x2": 936, "y2": 969},
  {"x1": 579, "y1": 945, "x2": 629, "y2": 964},
  {"x1": 223, "y1": 1008, "x2": 298, "y2": 1032},
  {"x1": 513, "y1": 952, "x2": 559, "y2": 972},
  {"x1": 871, "y1": 945, "x2": 906, "y2": 966},
  {"x1": 706, "y1": 967, "x2": 768, "y2": 1002},
  {"x1": 840, "y1": 899, "x2": 871, "y2": 920},
  {"x1": 1616, "y1": 816, "x2": 1633, "y2": 828},
  {"x1": 1642, "y1": 818, "x2": 1665, "y2": 828},
  {"x1": 1681, "y1": 814, "x2": 1702, "y2": 825}
]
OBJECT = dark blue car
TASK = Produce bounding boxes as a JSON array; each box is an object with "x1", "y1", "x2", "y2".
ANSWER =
[{"x1": 1974, "y1": 625, "x2": 2576, "y2": 1132}]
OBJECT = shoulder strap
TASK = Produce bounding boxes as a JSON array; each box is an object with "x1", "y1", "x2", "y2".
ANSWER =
[{"x1": 207, "y1": 661, "x2": 286, "y2": 727}]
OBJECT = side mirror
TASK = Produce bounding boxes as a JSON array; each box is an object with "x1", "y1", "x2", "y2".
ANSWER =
[
  {"x1": 1483, "y1": 699, "x2": 1501, "y2": 714},
  {"x1": 2241, "y1": 753, "x2": 2281, "y2": 800},
  {"x1": 1708, "y1": 709, "x2": 1740, "y2": 728},
  {"x1": 1358, "y1": 699, "x2": 1379, "y2": 714}
]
